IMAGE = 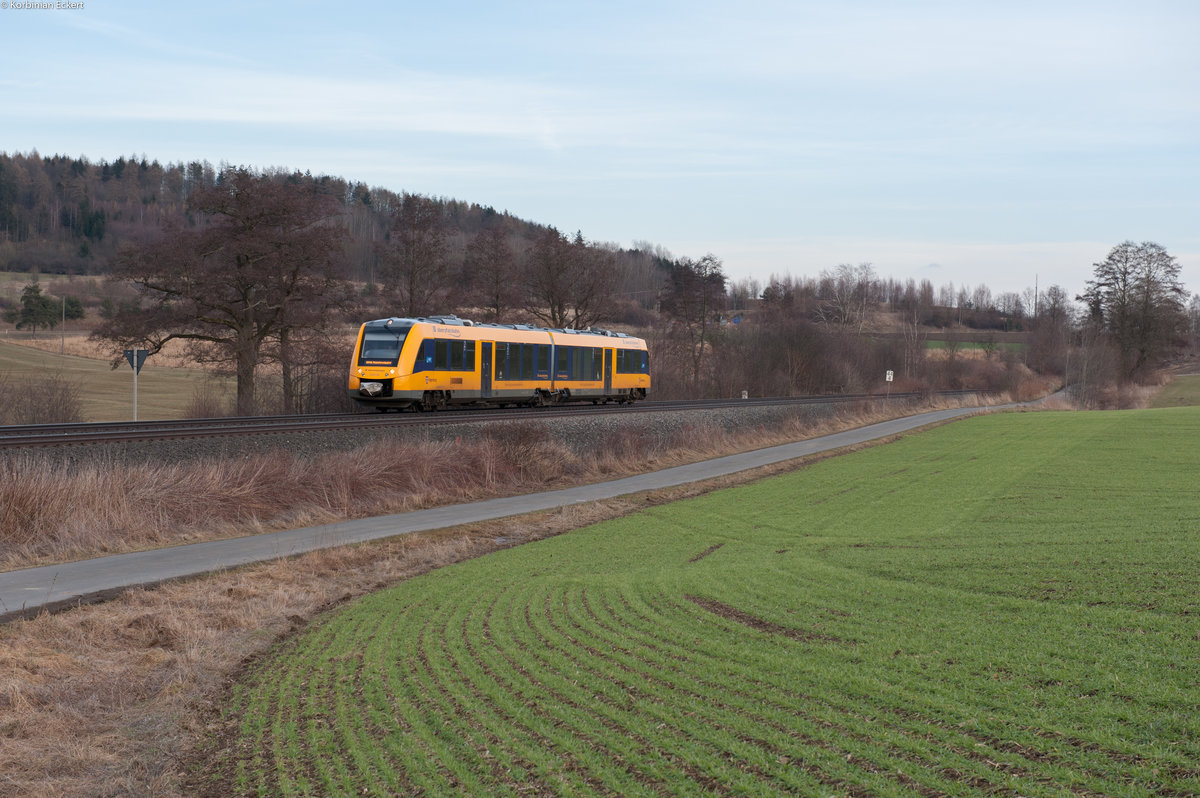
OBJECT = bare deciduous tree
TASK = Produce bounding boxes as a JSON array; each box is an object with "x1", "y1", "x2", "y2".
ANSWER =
[
  {"x1": 659, "y1": 253, "x2": 727, "y2": 393},
  {"x1": 523, "y1": 228, "x2": 616, "y2": 329},
  {"x1": 816, "y1": 263, "x2": 875, "y2": 331},
  {"x1": 1188, "y1": 293, "x2": 1200, "y2": 345},
  {"x1": 94, "y1": 168, "x2": 351, "y2": 414},
  {"x1": 378, "y1": 193, "x2": 451, "y2": 317},
  {"x1": 1078, "y1": 240, "x2": 1186, "y2": 381},
  {"x1": 464, "y1": 222, "x2": 520, "y2": 322}
]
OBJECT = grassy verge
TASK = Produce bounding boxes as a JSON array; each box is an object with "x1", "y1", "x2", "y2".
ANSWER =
[
  {"x1": 1151, "y1": 374, "x2": 1200, "y2": 408},
  {"x1": 925, "y1": 339, "x2": 1025, "y2": 352},
  {"x1": 201, "y1": 408, "x2": 1200, "y2": 796}
]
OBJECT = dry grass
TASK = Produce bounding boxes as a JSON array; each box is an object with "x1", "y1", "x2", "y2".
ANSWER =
[
  {"x1": 0, "y1": 392, "x2": 1027, "y2": 798},
  {"x1": 1099, "y1": 378, "x2": 1168, "y2": 409},
  {"x1": 0, "y1": 433, "x2": 580, "y2": 568}
]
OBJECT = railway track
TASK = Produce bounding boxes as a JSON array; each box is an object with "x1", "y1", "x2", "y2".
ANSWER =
[{"x1": 0, "y1": 391, "x2": 980, "y2": 449}]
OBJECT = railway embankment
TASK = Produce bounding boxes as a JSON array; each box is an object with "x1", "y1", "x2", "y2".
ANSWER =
[{"x1": 4, "y1": 397, "x2": 877, "y2": 466}]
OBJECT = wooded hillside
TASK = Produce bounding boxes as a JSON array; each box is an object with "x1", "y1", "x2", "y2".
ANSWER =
[
  {"x1": 0, "y1": 151, "x2": 1074, "y2": 333},
  {"x1": 2, "y1": 152, "x2": 1193, "y2": 416}
]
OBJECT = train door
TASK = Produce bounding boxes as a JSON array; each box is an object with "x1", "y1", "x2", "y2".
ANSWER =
[
  {"x1": 481, "y1": 342, "x2": 493, "y2": 398},
  {"x1": 603, "y1": 348, "x2": 613, "y2": 393}
]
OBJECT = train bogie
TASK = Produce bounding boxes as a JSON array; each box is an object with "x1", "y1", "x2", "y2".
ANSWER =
[{"x1": 348, "y1": 315, "x2": 650, "y2": 411}]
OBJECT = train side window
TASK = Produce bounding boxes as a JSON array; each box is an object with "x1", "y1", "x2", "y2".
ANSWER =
[
  {"x1": 495, "y1": 343, "x2": 507, "y2": 380},
  {"x1": 521, "y1": 344, "x2": 534, "y2": 380},
  {"x1": 556, "y1": 347, "x2": 569, "y2": 378},
  {"x1": 449, "y1": 341, "x2": 464, "y2": 371},
  {"x1": 465, "y1": 341, "x2": 476, "y2": 370},
  {"x1": 433, "y1": 340, "x2": 448, "y2": 370},
  {"x1": 535, "y1": 345, "x2": 549, "y2": 378},
  {"x1": 592, "y1": 348, "x2": 604, "y2": 380},
  {"x1": 414, "y1": 339, "x2": 434, "y2": 373},
  {"x1": 580, "y1": 348, "x2": 595, "y2": 381}
]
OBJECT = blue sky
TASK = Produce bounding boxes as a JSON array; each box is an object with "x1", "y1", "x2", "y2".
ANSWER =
[{"x1": 2, "y1": 0, "x2": 1197, "y2": 300}]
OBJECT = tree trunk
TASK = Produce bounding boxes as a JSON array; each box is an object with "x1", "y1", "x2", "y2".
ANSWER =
[
  {"x1": 280, "y1": 328, "x2": 295, "y2": 414},
  {"x1": 235, "y1": 339, "x2": 258, "y2": 416}
]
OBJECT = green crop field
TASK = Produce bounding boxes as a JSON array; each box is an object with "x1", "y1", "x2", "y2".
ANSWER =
[
  {"x1": 209, "y1": 408, "x2": 1200, "y2": 796},
  {"x1": 924, "y1": 339, "x2": 1024, "y2": 353},
  {"x1": 0, "y1": 339, "x2": 229, "y2": 421}
]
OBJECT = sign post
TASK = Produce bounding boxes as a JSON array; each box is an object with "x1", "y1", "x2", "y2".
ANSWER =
[
  {"x1": 886, "y1": 369, "x2": 894, "y2": 399},
  {"x1": 124, "y1": 348, "x2": 149, "y2": 420}
]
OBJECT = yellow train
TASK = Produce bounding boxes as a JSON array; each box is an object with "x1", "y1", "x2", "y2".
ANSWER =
[{"x1": 348, "y1": 315, "x2": 651, "y2": 411}]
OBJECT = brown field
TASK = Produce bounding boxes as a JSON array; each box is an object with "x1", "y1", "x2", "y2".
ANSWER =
[
  {"x1": 0, "y1": 336, "x2": 232, "y2": 422},
  {"x1": 3, "y1": 330, "x2": 199, "y2": 369}
]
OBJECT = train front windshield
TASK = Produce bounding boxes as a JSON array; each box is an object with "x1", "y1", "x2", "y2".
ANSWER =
[{"x1": 357, "y1": 324, "x2": 411, "y2": 367}]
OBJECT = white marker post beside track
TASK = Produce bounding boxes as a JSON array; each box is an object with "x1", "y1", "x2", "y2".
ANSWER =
[{"x1": 124, "y1": 348, "x2": 149, "y2": 421}]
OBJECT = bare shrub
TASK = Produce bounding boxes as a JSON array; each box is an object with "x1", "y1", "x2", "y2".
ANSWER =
[
  {"x1": 181, "y1": 380, "x2": 233, "y2": 419},
  {"x1": 280, "y1": 333, "x2": 359, "y2": 414},
  {"x1": 596, "y1": 424, "x2": 662, "y2": 466},
  {"x1": 478, "y1": 422, "x2": 580, "y2": 482},
  {"x1": 0, "y1": 373, "x2": 84, "y2": 424},
  {"x1": 1094, "y1": 382, "x2": 1161, "y2": 410},
  {"x1": 297, "y1": 366, "x2": 358, "y2": 414}
]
